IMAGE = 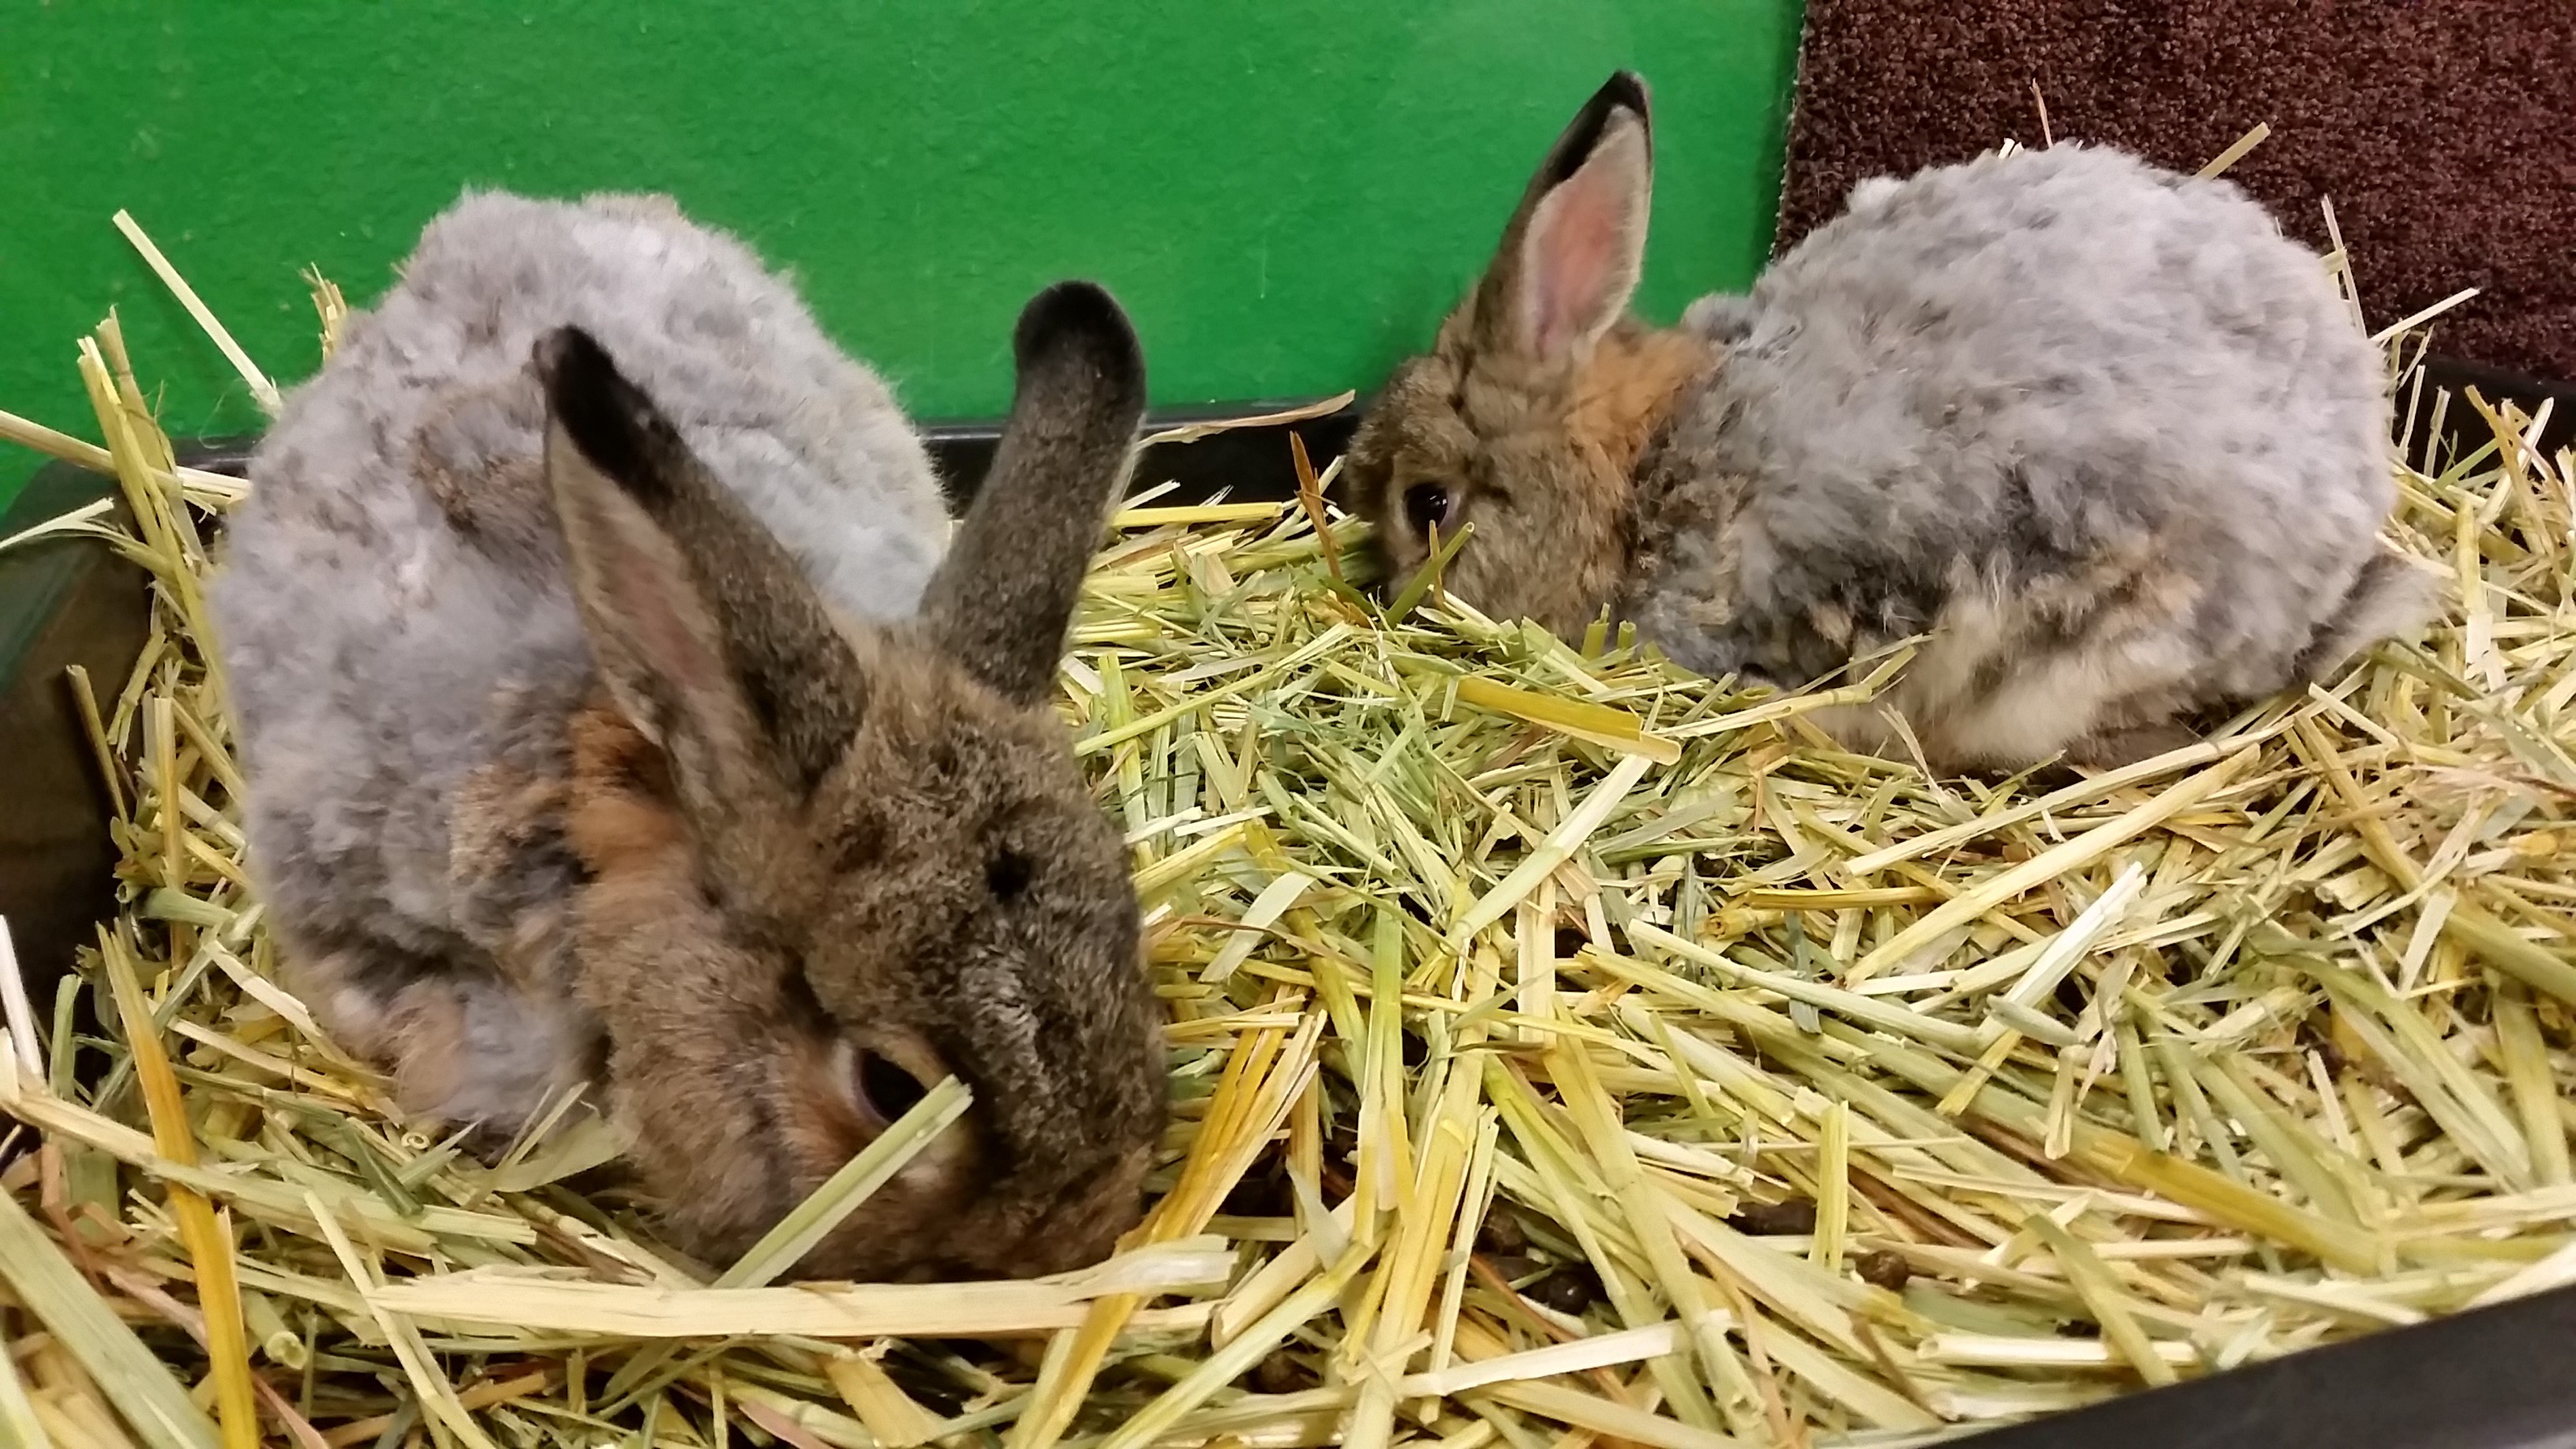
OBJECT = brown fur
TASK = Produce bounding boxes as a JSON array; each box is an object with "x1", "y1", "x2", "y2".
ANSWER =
[
  {"x1": 450, "y1": 757, "x2": 577, "y2": 981},
  {"x1": 564, "y1": 702, "x2": 689, "y2": 873},
  {"x1": 550, "y1": 632, "x2": 1161, "y2": 1279},
  {"x1": 311, "y1": 286, "x2": 1166, "y2": 1283},
  {"x1": 1349, "y1": 319, "x2": 1713, "y2": 641},
  {"x1": 515, "y1": 294, "x2": 1163, "y2": 1281},
  {"x1": 1350, "y1": 72, "x2": 2424, "y2": 779},
  {"x1": 1569, "y1": 327, "x2": 1710, "y2": 481},
  {"x1": 1346, "y1": 75, "x2": 1713, "y2": 642},
  {"x1": 372, "y1": 983, "x2": 476, "y2": 1116}
]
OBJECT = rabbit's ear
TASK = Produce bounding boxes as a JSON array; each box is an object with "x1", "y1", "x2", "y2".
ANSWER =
[
  {"x1": 536, "y1": 327, "x2": 866, "y2": 801},
  {"x1": 1476, "y1": 71, "x2": 1654, "y2": 364},
  {"x1": 916, "y1": 282, "x2": 1146, "y2": 704}
]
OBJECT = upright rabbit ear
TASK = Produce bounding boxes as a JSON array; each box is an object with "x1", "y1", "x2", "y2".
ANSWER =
[
  {"x1": 1475, "y1": 71, "x2": 1655, "y2": 365},
  {"x1": 917, "y1": 282, "x2": 1147, "y2": 703},
  {"x1": 536, "y1": 328, "x2": 866, "y2": 803}
]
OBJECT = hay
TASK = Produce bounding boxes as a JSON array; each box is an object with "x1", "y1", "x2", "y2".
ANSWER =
[{"x1": 2, "y1": 206, "x2": 2573, "y2": 1449}]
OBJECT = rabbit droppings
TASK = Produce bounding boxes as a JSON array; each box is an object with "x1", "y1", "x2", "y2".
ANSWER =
[
  {"x1": 210, "y1": 193, "x2": 1166, "y2": 1281},
  {"x1": 1346, "y1": 73, "x2": 2436, "y2": 773}
]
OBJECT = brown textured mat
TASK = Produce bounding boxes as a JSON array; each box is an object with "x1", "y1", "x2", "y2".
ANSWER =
[{"x1": 1774, "y1": 0, "x2": 2576, "y2": 380}]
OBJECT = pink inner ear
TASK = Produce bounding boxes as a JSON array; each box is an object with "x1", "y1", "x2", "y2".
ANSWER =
[
  {"x1": 1519, "y1": 125, "x2": 1649, "y2": 360},
  {"x1": 574, "y1": 484, "x2": 731, "y2": 731},
  {"x1": 612, "y1": 522, "x2": 723, "y2": 691}
]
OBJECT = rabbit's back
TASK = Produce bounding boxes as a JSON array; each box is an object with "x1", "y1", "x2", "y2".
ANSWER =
[
  {"x1": 1639, "y1": 144, "x2": 2391, "y2": 718},
  {"x1": 213, "y1": 191, "x2": 944, "y2": 993},
  {"x1": 244, "y1": 190, "x2": 945, "y2": 619}
]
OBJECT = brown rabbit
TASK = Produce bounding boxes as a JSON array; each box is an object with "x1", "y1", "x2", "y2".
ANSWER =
[
  {"x1": 212, "y1": 193, "x2": 1163, "y2": 1280},
  {"x1": 1346, "y1": 75, "x2": 2431, "y2": 773}
]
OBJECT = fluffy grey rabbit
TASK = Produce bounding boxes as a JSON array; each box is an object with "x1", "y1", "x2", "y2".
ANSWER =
[
  {"x1": 1347, "y1": 73, "x2": 2436, "y2": 771},
  {"x1": 211, "y1": 192, "x2": 1165, "y2": 1281}
]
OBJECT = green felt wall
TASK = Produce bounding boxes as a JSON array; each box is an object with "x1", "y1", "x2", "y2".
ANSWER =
[{"x1": 1, "y1": 2, "x2": 1803, "y2": 503}]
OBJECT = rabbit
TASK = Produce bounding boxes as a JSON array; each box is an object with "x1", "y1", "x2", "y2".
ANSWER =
[
  {"x1": 208, "y1": 190, "x2": 1165, "y2": 1282},
  {"x1": 1345, "y1": 73, "x2": 2438, "y2": 773}
]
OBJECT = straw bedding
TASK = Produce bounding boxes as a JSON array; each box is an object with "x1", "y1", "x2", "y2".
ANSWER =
[{"x1": 0, "y1": 198, "x2": 2571, "y2": 1449}]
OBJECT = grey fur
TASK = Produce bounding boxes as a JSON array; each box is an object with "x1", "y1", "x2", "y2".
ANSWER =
[
  {"x1": 1349, "y1": 88, "x2": 2437, "y2": 772},
  {"x1": 214, "y1": 191, "x2": 944, "y2": 1039},
  {"x1": 210, "y1": 193, "x2": 1163, "y2": 1279},
  {"x1": 1629, "y1": 144, "x2": 2416, "y2": 718}
]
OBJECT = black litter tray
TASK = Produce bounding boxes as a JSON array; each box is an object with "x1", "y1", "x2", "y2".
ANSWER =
[
  {"x1": 1941, "y1": 1275, "x2": 2576, "y2": 1448},
  {"x1": 3, "y1": 366, "x2": 2572, "y2": 1449},
  {"x1": 1, "y1": 436, "x2": 257, "y2": 1022}
]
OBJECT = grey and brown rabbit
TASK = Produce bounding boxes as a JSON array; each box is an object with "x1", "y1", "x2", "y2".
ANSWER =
[
  {"x1": 1347, "y1": 73, "x2": 2436, "y2": 773},
  {"x1": 211, "y1": 192, "x2": 1163, "y2": 1280}
]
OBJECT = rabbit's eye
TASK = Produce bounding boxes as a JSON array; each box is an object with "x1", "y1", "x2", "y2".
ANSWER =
[
  {"x1": 850, "y1": 1048, "x2": 930, "y2": 1127},
  {"x1": 1402, "y1": 483, "x2": 1455, "y2": 538}
]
